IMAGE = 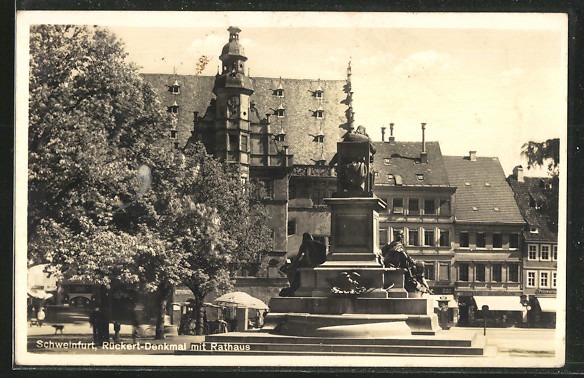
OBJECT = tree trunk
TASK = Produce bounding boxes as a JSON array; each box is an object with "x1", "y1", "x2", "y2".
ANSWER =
[
  {"x1": 100, "y1": 285, "x2": 111, "y2": 343},
  {"x1": 155, "y1": 283, "x2": 171, "y2": 340},
  {"x1": 194, "y1": 294, "x2": 206, "y2": 336}
]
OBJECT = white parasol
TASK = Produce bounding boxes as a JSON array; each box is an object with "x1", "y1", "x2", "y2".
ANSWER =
[{"x1": 213, "y1": 291, "x2": 269, "y2": 310}]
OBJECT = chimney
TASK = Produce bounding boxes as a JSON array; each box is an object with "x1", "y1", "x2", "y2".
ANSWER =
[
  {"x1": 420, "y1": 123, "x2": 428, "y2": 163},
  {"x1": 469, "y1": 151, "x2": 477, "y2": 162},
  {"x1": 381, "y1": 127, "x2": 386, "y2": 142},
  {"x1": 513, "y1": 165, "x2": 524, "y2": 183},
  {"x1": 388, "y1": 123, "x2": 395, "y2": 143}
]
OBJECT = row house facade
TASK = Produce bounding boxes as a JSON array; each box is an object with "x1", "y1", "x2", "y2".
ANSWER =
[{"x1": 507, "y1": 166, "x2": 558, "y2": 326}]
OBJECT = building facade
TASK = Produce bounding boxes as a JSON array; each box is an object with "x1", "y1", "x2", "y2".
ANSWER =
[{"x1": 507, "y1": 166, "x2": 558, "y2": 327}]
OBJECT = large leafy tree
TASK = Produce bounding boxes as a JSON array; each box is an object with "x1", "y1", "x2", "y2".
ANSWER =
[
  {"x1": 28, "y1": 25, "x2": 272, "y2": 339},
  {"x1": 520, "y1": 138, "x2": 560, "y2": 233}
]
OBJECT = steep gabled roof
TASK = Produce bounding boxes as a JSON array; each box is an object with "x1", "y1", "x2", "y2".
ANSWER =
[
  {"x1": 372, "y1": 141, "x2": 450, "y2": 187},
  {"x1": 443, "y1": 155, "x2": 524, "y2": 224},
  {"x1": 507, "y1": 175, "x2": 558, "y2": 242},
  {"x1": 141, "y1": 74, "x2": 346, "y2": 165}
]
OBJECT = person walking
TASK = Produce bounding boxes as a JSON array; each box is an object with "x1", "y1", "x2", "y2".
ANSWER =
[{"x1": 89, "y1": 307, "x2": 103, "y2": 344}]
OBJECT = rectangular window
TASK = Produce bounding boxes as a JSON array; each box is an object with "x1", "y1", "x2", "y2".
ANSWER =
[
  {"x1": 492, "y1": 264, "x2": 502, "y2": 282},
  {"x1": 493, "y1": 233, "x2": 503, "y2": 248},
  {"x1": 509, "y1": 234, "x2": 519, "y2": 249},
  {"x1": 392, "y1": 198, "x2": 404, "y2": 214},
  {"x1": 408, "y1": 229, "x2": 419, "y2": 247},
  {"x1": 476, "y1": 233, "x2": 486, "y2": 248},
  {"x1": 528, "y1": 244, "x2": 538, "y2": 260},
  {"x1": 424, "y1": 199, "x2": 436, "y2": 215},
  {"x1": 508, "y1": 264, "x2": 519, "y2": 282},
  {"x1": 287, "y1": 219, "x2": 296, "y2": 236},
  {"x1": 439, "y1": 263, "x2": 450, "y2": 281},
  {"x1": 408, "y1": 198, "x2": 419, "y2": 215},
  {"x1": 459, "y1": 263, "x2": 469, "y2": 282},
  {"x1": 552, "y1": 272, "x2": 557, "y2": 288},
  {"x1": 379, "y1": 228, "x2": 388, "y2": 247},
  {"x1": 312, "y1": 187, "x2": 326, "y2": 206},
  {"x1": 553, "y1": 245, "x2": 558, "y2": 260},
  {"x1": 439, "y1": 199, "x2": 451, "y2": 216},
  {"x1": 475, "y1": 264, "x2": 486, "y2": 282},
  {"x1": 540, "y1": 271, "x2": 549, "y2": 288},
  {"x1": 228, "y1": 134, "x2": 238, "y2": 151},
  {"x1": 173, "y1": 142, "x2": 179, "y2": 150},
  {"x1": 424, "y1": 263, "x2": 435, "y2": 280},
  {"x1": 392, "y1": 228, "x2": 403, "y2": 242},
  {"x1": 170, "y1": 130, "x2": 177, "y2": 139},
  {"x1": 541, "y1": 245, "x2": 550, "y2": 260},
  {"x1": 439, "y1": 230, "x2": 450, "y2": 247},
  {"x1": 424, "y1": 229, "x2": 435, "y2": 246},
  {"x1": 289, "y1": 183, "x2": 296, "y2": 200},
  {"x1": 240, "y1": 134, "x2": 248, "y2": 151},
  {"x1": 527, "y1": 271, "x2": 536, "y2": 287},
  {"x1": 460, "y1": 232, "x2": 469, "y2": 248}
]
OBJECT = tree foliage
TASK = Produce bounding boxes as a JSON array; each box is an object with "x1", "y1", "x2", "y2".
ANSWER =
[
  {"x1": 521, "y1": 138, "x2": 560, "y2": 177},
  {"x1": 28, "y1": 25, "x2": 273, "y2": 337}
]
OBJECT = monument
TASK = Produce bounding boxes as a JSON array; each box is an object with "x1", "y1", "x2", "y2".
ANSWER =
[{"x1": 266, "y1": 125, "x2": 441, "y2": 338}]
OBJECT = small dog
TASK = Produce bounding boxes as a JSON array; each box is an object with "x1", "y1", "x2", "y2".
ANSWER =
[{"x1": 52, "y1": 325, "x2": 65, "y2": 334}]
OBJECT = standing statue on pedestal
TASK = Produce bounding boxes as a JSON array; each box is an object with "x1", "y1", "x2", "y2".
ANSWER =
[
  {"x1": 329, "y1": 125, "x2": 376, "y2": 196},
  {"x1": 378, "y1": 231, "x2": 432, "y2": 295},
  {"x1": 279, "y1": 233, "x2": 327, "y2": 297}
]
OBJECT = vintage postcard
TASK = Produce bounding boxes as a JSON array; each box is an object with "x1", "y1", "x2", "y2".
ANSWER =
[{"x1": 14, "y1": 11, "x2": 567, "y2": 369}]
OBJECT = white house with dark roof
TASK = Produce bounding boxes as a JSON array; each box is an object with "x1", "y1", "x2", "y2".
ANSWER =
[
  {"x1": 372, "y1": 132, "x2": 456, "y2": 297},
  {"x1": 443, "y1": 152, "x2": 525, "y2": 325}
]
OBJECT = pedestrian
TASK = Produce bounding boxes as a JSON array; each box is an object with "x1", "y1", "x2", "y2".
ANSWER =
[
  {"x1": 37, "y1": 307, "x2": 45, "y2": 327},
  {"x1": 89, "y1": 307, "x2": 103, "y2": 344},
  {"x1": 113, "y1": 321, "x2": 121, "y2": 343},
  {"x1": 130, "y1": 305, "x2": 140, "y2": 344}
]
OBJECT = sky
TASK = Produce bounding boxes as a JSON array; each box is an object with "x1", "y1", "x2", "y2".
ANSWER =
[{"x1": 20, "y1": 11, "x2": 568, "y2": 176}]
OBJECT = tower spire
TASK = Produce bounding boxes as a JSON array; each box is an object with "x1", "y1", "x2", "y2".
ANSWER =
[{"x1": 344, "y1": 60, "x2": 355, "y2": 132}]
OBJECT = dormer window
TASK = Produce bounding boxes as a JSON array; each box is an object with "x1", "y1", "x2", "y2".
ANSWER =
[
  {"x1": 387, "y1": 174, "x2": 395, "y2": 185},
  {"x1": 274, "y1": 128, "x2": 286, "y2": 142},
  {"x1": 530, "y1": 226, "x2": 539, "y2": 234},
  {"x1": 170, "y1": 130, "x2": 177, "y2": 139},
  {"x1": 416, "y1": 174, "x2": 424, "y2": 181},
  {"x1": 315, "y1": 90, "x2": 323, "y2": 99},
  {"x1": 276, "y1": 88, "x2": 284, "y2": 97},
  {"x1": 173, "y1": 142, "x2": 179, "y2": 150},
  {"x1": 383, "y1": 158, "x2": 391, "y2": 165},
  {"x1": 167, "y1": 101, "x2": 179, "y2": 114},
  {"x1": 315, "y1": 110, "x2": 324, "y2": 119},
  {"x1": 275, "y1": 105, "x2": 285, "y2": 118},
  {"x1": 313, "y1": 134, "x2": 324, "y2": 143},
  {"x1": 169, "y1": 79, "x2": 180, "y2": 94},
  {"x1": 315, "y1": 159, "x2": 326, "y2": 166}
]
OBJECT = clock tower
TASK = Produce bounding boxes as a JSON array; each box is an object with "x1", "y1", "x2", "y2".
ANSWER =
[{"x1": 212, "y1": 26, "x2": 254, "y2": 181}]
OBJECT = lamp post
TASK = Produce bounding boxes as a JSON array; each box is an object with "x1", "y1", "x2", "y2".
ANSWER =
[
  {"x1": 520, "y1": 294, "x2": 531, "y2": 328},
  {"x1": 481, "y1": 305, "x2": 489, "y2": 336}
]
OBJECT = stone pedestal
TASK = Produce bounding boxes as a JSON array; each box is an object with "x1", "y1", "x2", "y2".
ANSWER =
[{"x1": 268, "y1": 195, "x2": 440, "y2": 336}]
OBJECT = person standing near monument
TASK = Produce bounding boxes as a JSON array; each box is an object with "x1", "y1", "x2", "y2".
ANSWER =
[{"x1": 36, "y1": 307, "x2": 45, "y2": 327}]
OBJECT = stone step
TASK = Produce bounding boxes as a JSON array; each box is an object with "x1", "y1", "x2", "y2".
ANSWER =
[
  {"x1": 205, "y1": 332, "x2": 476, "y2": 347},
  {"x1": 176, "y1": 332, "x2": 485, "y2": 356}
]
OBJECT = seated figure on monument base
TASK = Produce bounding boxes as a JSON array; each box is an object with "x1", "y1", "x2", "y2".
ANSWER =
[
  {"x1": 279, "y1": 233, "x2": 327, "y2": 297},
  {"x1": 378, "y1": 231, "x2": 433, "y2": 295}
]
